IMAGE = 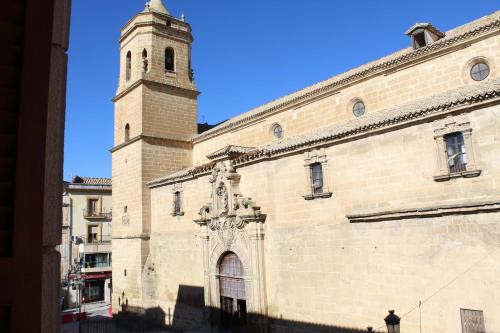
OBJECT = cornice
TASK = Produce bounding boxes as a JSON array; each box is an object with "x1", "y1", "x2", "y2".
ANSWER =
[
  {"x1": 193, "y1": 15, "x2": 500, "y2": 143},
  {"x1": 113, "y1": 78, "x2": 199, "y2": 103},
  {"x1": 148, "y1": 79, "x2": 500, "y2": 188},
  {"x1": 347, "y1": 199, "x2": 500, "y2": 223},
  {"x1": 232, "y1": 82, "x2": 500, "y2": 167},
  {"x1": 120, "y1": 12, "x2": 191, "y2": 44},
  {"x1": 110, "y1": 134, "x2": 192, "y2": 153}
]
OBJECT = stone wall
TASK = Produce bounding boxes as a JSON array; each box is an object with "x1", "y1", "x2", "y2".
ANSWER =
[
  {"x1": 193, "y1": 33, "x2": 500, "y2": 165},
  {"x1": 147, "y1": 104, "x2": 500, "y2": 332}
]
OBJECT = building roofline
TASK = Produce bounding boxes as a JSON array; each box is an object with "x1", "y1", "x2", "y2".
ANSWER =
[
  {"x1": 193, "y1": 11, "x2": 500, "y2": 143},
  {"x1": 148, "y1": 78, "x2": 500, "y2": 188},
  {"x1": 66, "y1": 184, "x2": 112, "y2": 191}
]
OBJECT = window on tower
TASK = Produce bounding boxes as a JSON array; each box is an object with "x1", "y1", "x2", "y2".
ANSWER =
[
  {"x1": 141, "y1": 49, "x2": 148, "y2": 73},
  {"x1": 165, "y1": 47, "x2": 175, "y2": 72},
  {"x1": 126, "y1": 51, "x2": 132, "y2": 81},
  {"x1": 125, "y1": 123, "x2": 130, "y2": 142}
]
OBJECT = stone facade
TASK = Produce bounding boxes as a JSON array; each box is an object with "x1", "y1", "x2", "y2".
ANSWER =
[{"x1": 112, "y1": 2, "x2": 500, "y2": 332}]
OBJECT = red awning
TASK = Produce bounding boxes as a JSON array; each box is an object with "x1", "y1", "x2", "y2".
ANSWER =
[
  {"x1": 68, "y1": 272, "x2": 112, "y2": 280},
  {"x1": 82, "y1": 273, "x2": 112, "y2": 280}
]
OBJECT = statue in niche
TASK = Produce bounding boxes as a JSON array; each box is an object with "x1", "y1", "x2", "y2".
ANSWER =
[{"x1": 216, "y1": 182, "x2": 229, "y2": 215}]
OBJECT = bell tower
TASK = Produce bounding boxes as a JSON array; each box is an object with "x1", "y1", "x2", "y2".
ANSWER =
[{"x1": 111, "y1": 0, "x2": 198, "y2": 311}]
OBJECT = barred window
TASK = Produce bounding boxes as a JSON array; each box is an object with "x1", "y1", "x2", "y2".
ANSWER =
[
  {"x1": 311, "y1": 163, "x2": 323, "y2": 194},
  {"x1": 174, "y1": 191, "x2": 181, "y2": 215},
  {"x1": 445, "y1": 132, "x2": 467, "y2": 173}
]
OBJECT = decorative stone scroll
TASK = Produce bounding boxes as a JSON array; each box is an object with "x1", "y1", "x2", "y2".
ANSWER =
[{"x1": 193, "y1": 161, "x2": 268, "y2": 327}]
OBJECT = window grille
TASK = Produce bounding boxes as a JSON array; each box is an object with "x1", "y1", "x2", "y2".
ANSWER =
[
  {"x1": 311, "y1": 163, "x2": 323, "y2": 194},
  {"x1": 174, "y1": 191, "x2": 181, "y2": 215},
  {"x1": 445, "y1": 132, "x2": 467, "y2": 173},
  {"x1": 460, "y1": 309, "x2": 486, "y2": 333}
]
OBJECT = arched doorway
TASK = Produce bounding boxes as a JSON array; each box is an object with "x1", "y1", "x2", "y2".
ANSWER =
[{"x1": 219, "y1": 252, "x2": 247, "y2": 328}]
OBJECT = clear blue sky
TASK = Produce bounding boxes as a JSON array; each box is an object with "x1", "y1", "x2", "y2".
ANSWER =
[{"x1": 64, "y1": 0, "x2": 498, "y2": 179}]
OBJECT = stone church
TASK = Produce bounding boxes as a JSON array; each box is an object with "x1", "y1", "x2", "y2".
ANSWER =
[{"x1": 111, "y1": 1, "x2": 500, "y2": 332}]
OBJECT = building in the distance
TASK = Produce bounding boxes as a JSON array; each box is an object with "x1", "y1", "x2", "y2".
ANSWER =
[
  {"x1": 60, "y1": 176, "x2": 113, "y2": 308},
  {"x1": 111, "y1": 1, "x2": 500, "y2": 332}
]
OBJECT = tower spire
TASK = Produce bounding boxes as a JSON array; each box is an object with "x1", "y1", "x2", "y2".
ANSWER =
[{"x1": 146, "y1": 0, "x2": 169, "y2": 14}]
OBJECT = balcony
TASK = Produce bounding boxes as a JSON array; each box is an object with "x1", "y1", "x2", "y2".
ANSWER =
[
  {"x1": 83, "y1": 209, "x2": 112, "y2": 220},
  {"x1": 81, "y1": 252, "x2": 112, "y2": 273}
]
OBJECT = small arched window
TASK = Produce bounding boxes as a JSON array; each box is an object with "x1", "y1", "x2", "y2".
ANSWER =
[
  {"x1": 125, "y1": 51, "x2": 132, "y2": 81},
  {"x1": 124, "y1": 123, "x2": 130, "y2": 142},
  {"x1": 165, "y1": 47, "x2": 175, "y2": 72},
  {"x1": 141, "y1": 49, "x2": 148, "y2": 73}
]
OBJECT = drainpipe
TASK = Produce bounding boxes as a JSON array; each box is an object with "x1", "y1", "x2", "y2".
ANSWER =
[{"x1": 68, "y1": 197, "x2": 73, "y2": 271}]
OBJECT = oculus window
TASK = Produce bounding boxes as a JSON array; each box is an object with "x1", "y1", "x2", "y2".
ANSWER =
[{"x1": 470, "y1": 62, "x2": 489, "y2": 81}]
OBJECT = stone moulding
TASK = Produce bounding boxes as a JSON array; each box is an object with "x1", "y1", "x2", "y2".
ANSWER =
[
  {"x1": 206, "y1": 145, "x2": 254, "y2": 161},
  {"x1": 232, "y1": 82, "x2": 500, "y2": 166},
  {"x1": 193, "y1": 14, "x2": 500, "y2": 143},
  {"x1": 193, "y1": 161, "x2": 268, "y2": 322},
  {"x1": 147, "y1": 80, "x2": 500, "y2": 188},
  {"x1": 347, "y1": 200, "x2": 500, "y2": 223}
]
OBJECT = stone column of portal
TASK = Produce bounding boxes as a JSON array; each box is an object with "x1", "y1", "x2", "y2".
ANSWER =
[{"x1": 248, "y1": 220, "x2": 268, "y2": 332}]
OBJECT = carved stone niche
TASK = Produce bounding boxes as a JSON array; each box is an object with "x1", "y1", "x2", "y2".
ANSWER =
[{"x1": 194, "y1": 161, "x2": 268, "y2": 330}]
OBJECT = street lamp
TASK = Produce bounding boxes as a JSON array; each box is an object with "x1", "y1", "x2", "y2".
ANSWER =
[{"x1": 384, "y1": 310, "x2": 400, "y2": 333}]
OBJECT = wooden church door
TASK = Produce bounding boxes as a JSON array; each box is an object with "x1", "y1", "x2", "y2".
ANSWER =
[{"x1": 219, "y1": 252, "x2": 247, "y2": 328}]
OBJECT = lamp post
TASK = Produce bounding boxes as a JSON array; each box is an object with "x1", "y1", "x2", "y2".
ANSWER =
[{"x1": 384, "y1": 310, "x2": 401, "y2": 333}]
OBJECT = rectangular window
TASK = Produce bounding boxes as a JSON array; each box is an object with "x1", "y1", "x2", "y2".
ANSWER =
[
  {"x1": 87, "y1": 225, "x2": 99, "y2": 243},
  {"x1": 445, "y1": 132, "x2": 467, "y2": 173},
  {"x1": 87, "y1": 198, "x2": 99, "y2": 216},
  {"x1": 460, "y1": 309, "x2": 486, "y2": 333},
  {"x1": 174, "y1": 191, "x2": 181, "y2": 215},
  {"x1": 84, "y1": 252, "x2": 111, "y2": 268},
  {"x1": 311, "y1": 163, "x2": 323, "y2": 194}
]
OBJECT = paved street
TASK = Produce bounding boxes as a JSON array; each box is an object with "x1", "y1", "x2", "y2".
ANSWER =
[{"x1": 61, "y1": 301, "x2": 111, "y2": 333}]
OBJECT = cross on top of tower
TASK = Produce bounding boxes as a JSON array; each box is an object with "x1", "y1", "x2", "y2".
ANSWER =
[{"x1": 144, "y1": 0, "x2": 169, "y2": 15}]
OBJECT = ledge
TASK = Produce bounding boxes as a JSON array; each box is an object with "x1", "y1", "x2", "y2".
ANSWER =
[
  {"x1": 303, "y1": 192, "x2": 333, "y2": 200},
  {"x1": 347, "y1": 199, "x2": 500, "y2": 223},
  {"x1": 433, "y1": 169, "x2": 481, "y2": 182},
  {"x1": 171, "y1": 211, "x2": 185, "y2": 217},
  {"x1": 111, "y1": 233, "x2": 150, "y2": 240}
]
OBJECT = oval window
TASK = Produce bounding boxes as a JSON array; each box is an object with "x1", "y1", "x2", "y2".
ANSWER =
[
  {"x1": 470, "y1": 62, "x2": 489, "y2": 81},
  {"x1": 272, "y1": 124, "x2": 283, "y2": 139},
  {"x1": 353, "y1": 101, "x2": 365, "y2": 117}
]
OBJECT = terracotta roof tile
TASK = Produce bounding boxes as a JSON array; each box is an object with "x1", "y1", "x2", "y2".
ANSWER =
[{"x1": 71, "y1": 176, "x2": 112, "y2": 186}]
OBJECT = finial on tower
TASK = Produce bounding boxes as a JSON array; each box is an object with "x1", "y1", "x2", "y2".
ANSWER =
[{"x1": 146, "y1": 0, "x2": 169, "y2": 14}]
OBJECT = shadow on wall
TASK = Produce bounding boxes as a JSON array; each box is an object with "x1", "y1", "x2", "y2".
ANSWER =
[{"x1": 112, "y1": 285, "x2": 370, "y2": 333}]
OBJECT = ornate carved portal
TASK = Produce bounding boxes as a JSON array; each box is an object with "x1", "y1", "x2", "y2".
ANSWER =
[{"x1": 194, "y1": 161, "x2": 267, "y2": 330}]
